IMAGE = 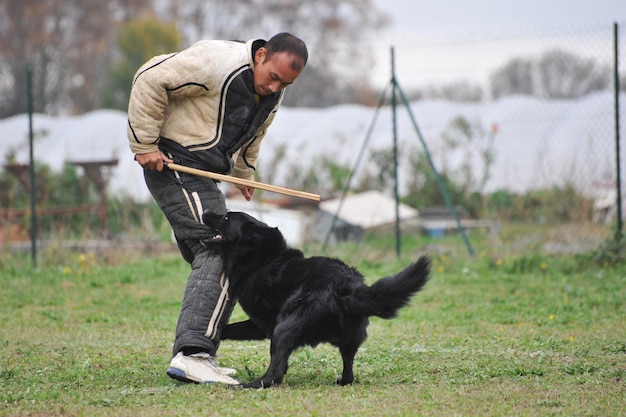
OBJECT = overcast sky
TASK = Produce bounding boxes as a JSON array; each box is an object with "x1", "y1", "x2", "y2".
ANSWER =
[
  {"x1": 374, "y1": 0, "x2": 626, "y2": 35},
  {"x1": 369, "y1": 0, "x2": 626, "y2": 89}
]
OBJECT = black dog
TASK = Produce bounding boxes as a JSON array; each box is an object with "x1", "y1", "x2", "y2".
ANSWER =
[{"x1": 202, "y1": 211, "x2": 431, "y2": 389}]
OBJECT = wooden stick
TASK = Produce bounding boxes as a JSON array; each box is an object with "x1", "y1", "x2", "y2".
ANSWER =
[{"x1": 165, "y1": 162, "x2": 321, "y2": 201}]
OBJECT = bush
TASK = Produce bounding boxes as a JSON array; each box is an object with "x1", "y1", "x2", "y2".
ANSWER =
[
  {"x1": 0, "y1": 162, "x2": 165, "y2": 240},
  {"x1": 484, "y1": 186, "x2": 593, "y2": 223},
  {"x1": 584, "y1": 233, "x2": 626, "y2": 267}
]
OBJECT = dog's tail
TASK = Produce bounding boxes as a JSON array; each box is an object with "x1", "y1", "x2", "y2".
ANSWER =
[{"x1": 347, "y1": 256, "x2": 431, "y2": 319}]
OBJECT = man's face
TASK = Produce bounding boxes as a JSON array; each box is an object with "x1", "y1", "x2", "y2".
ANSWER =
[{"x1": 253, "y1": 48, "x2": 303, "y2": 96}]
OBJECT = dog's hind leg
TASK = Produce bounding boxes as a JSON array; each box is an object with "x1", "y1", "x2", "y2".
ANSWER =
[
  {"x1": 336, "y1": 318, "x2": 367, "y2": 385},
  {"x1": 337, "y1": 344, "x2": 359, "y2": 385}
]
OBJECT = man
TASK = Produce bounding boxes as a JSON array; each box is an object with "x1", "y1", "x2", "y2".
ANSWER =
[{"x1": 127, "y1": 33, "x2": 308, "y2": 385}]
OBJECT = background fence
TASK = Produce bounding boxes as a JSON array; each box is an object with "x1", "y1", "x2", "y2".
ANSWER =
[
  {"x1": 1, "y1": 22, "x2": 626, "y2": 252},
  {"x1": 360, "y1": 22, "x2": 625, "y2": 225}
]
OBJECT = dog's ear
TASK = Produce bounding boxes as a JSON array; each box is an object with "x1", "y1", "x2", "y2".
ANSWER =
[{"x1": 240, "y1": 221, "x2": 286, "y2": 251}]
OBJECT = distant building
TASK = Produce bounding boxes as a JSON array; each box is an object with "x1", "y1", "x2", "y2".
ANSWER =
[{"x1": 314, "y1": 191, "x2": 419, "y2": 244}]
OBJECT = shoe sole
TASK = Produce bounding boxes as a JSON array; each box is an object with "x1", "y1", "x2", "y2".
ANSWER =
[
  {"x1": 167, "y1": 367, "x2": 199, "y2": 384},
  {"x1": 166, "y1": 366, "x2": 239, "y2": 385}
]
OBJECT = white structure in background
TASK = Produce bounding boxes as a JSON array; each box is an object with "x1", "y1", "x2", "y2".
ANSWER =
[
  {"x1": 315, "y1": 191, "x2": 419, "y2": 244},
  {"x1": 225, "y1": 198, "x2": 309, "y2": 247}
]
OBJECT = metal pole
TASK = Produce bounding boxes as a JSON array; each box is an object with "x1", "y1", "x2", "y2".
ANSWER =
[
  {"x1": 394, "y1": 79, "x2": 475, "y2": 257},
  {"x1": 391, "y1": 47, "x2": 401, "y2": 259},
  {"x1": 614, "y1": 22, "x2": 622, "y2": 239},
  {"x1": 27, "y1": 67, "x2": 37, "y2": 267}
]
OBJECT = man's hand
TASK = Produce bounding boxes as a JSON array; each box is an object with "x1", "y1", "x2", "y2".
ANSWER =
[
  {"x1": 240, "y1": 186, "x2": 255, "y2": 201},
  {"x1": 135, "y1": 151, "x2": 172, "y2": 171}
]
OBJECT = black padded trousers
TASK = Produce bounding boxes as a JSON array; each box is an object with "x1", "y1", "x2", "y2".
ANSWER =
[{"x1": 144, "y1": 167, "x2": 236, "y2": 357}]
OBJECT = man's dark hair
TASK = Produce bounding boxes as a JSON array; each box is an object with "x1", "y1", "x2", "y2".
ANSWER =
[{"x1": 265, "y1": 33, "x2": 308, "y2": 70}]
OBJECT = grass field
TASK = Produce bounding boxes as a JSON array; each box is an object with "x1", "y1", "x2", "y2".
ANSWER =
[{"x1": 1, "y1": 224, "x2": 625, "y2": 416}]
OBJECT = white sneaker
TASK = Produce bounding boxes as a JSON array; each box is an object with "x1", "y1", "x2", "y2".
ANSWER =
[{"x1": 167, "y1": 352, "x2": 239, "y2": 385}]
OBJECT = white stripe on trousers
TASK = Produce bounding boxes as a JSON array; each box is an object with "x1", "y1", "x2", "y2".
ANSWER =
[
  {"x1": 191, "y1": 191, "x2": 204, "y2": 224},
  {"x1": 181, "y1": 188, "x2": 200, "y2": 223},
  {"x1": 206, "y1": 272, "x2": 230, "y2": 339}
]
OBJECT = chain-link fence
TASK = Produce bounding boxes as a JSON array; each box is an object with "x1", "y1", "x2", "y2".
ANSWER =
[
  {"x1": 374, "y1": 22, "x2": 626, "y2": 226},
  {"x1": 2, "y1": 21, "x2": 626, "y2": 252}
]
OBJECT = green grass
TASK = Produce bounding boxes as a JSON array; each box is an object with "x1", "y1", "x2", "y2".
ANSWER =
[{"x1": 1, "y1": 225, "x2": 625, "y2": 416}]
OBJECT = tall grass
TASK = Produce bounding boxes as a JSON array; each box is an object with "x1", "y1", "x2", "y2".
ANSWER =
[{"x1": 1, "y1": 224, "x2": 624, "y2": 416}]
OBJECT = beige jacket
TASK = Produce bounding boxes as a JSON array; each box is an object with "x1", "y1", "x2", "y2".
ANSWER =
[{"x1": 127, "y1": 39, "x2": 283, "y2": 182}]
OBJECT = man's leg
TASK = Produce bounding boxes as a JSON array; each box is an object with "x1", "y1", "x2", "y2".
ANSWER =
[
  {"x1": 144, "y1": 168, "x2": 238, "y2": 384},
  {"x1": 166, "y1": 243, "x2": 238, "y2": 384},
  {"x1": 172, "y1": 241, "x2": 229, "y2": 356}
]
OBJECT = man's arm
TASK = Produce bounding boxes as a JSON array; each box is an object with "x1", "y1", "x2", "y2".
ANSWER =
[
  {"x1": 127, "y1": 41, "x2": 222, "y2": 155},
  {"x1": 127, "y1": 53, "x2": 177, "y2": 155}
]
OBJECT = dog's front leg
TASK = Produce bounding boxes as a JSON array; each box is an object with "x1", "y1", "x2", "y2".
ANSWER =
[
  {"x1": 241, "y1": 337, "x2": 293, "y2": 389},
  {"x1": 241, "y1": 320, "x2": 299, "y2": 389}
]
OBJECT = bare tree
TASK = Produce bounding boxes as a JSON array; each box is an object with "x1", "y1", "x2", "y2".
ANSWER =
[
  {"x1": 0, "y1": 0, "x2": 151, "y2": 117},
  {"x1": 161, "y1": 0, "x2": 390, "y2": 107},
  {"x1": 426, "y1": 80, "x2": 484, "y2": 102},
  {"x1": 0, "y1": 0, "x2": 387, "y2": 115},
  {"x1": 490, "y1": 58, "x2": 534, "y2": 99},
  {"x1": 489, "y1": 49, "x2": 611, "y2": 100},
  {"x1": 537, "y1": 49, "x2": 610, "y2": 99}
]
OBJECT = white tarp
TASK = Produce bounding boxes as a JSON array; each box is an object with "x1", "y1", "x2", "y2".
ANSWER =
[{"x1": 319, "y1": 190, "x2": 418, "y2": 229}]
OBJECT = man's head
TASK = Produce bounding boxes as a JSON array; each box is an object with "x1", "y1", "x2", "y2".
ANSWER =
[{"x1": 253, "y1": 33, "x2": 308, "y2": 96}]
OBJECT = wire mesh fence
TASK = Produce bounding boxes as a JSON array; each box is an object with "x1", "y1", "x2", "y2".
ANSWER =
[
  {"x1": 379, "y1": 22, "x2": 626, "y2": 226},
  {"x1": 2, "y1": 21, "x2": 626, "y2": 253}
]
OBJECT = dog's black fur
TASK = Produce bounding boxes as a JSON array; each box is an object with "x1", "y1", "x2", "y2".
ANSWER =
[{"x1": 202, "y1": 211, "x2": 431, "y2": 389}]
